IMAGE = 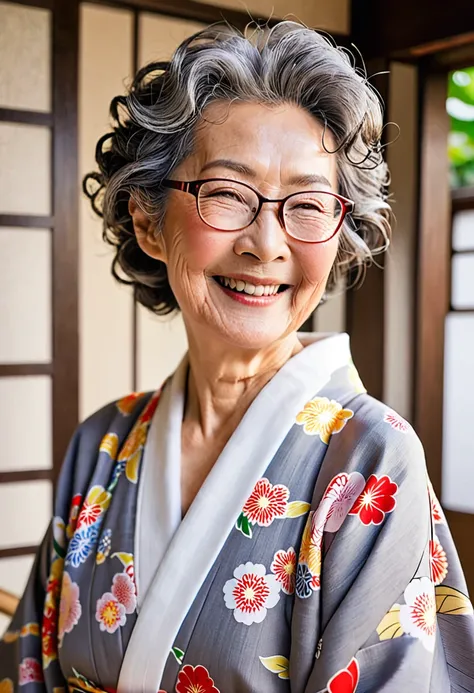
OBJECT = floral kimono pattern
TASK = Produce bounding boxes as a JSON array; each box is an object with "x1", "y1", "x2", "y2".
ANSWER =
[{"x1": 1, "y1": 334, "x2": 473, "y2": 693}]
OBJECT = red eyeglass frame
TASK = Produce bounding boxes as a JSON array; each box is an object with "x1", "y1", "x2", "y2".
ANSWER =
[{"x1": 162, "y1": 178, "x2": 354, "y2": 243}]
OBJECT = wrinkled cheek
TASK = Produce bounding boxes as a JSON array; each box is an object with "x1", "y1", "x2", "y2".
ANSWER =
[{"x1": 298, "y1": 239, "x2": 338, "y2": 286}]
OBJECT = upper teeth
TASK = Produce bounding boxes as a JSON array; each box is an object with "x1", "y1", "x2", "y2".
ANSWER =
[{"x1": 218, "y1": 276, "x2": 280, "y2": 296}]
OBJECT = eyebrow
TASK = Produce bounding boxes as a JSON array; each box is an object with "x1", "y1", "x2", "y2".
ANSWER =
[{"x1": 200, "y1": 159, "x2": 333, "y2": 189}]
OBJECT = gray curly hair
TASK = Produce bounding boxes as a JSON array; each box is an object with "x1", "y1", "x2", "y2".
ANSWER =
[{"x1": 84, "y1": 21, "x2": 391, "y2": 315}]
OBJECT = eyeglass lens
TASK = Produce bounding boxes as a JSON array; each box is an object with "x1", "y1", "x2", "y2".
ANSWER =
[{"x1": 197, "y1": 179, "x2": 343, "y2": 241}]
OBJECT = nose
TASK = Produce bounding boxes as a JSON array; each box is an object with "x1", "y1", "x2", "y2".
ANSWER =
[{"x1": 233, "y1": 205, "x2": 291, "y2": 263}]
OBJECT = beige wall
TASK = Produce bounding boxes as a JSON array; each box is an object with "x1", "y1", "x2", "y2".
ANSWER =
[{"x1": 209, "y1": 0, "x2": 350, "y2": 34}]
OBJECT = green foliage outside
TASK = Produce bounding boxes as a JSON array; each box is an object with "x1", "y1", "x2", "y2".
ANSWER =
[{"x1": 448, "y1": 66, "x2": 474, "y2": 188}]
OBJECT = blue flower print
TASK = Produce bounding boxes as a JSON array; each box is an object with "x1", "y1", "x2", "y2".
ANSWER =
[
  {"x1": 296, "y1": 563, "x2": 313, "y2": 599},
  {"x1": 66, "y1": 525, "x2": 99, "y2": 568}
]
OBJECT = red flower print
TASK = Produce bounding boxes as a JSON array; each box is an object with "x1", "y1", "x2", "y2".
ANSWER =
[
  {"x1": 349, "y1": 475, "x2": 398, "y2": 526},
  {"x1": 430, "y1": 537, "x2": 448, "y2": 585},
  {"x1": 327, "y1": 658, "x2": 359, "y2": 693},
  {"x1": 384, "y1": 411, "x2": 411, "y2": 433},
  {"x1": 271, "y1": 547, "x2": 297, "y2": 595},
  {"x1": 66, "y1": 493, "x2": 82, "y2": 538},
  {"x1": 19, "y1": 658, "x2": 44, "y2": 685},
  {"x1": 428, "y1": 481, "x2": 445, "y2": 525},
  {"x1": 242, "y1": 478, "x2": 289, "y2": 527},
  {"x1": 175, "y1": 664, "x2": 220, "y2": 693}
]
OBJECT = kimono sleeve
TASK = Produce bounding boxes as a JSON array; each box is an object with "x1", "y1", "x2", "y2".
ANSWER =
[
  {"x1": 0, "y1": 400, "x2": 120, "y2": 692},
  {"x1": 297, "y1": 398, "x2": 474, "y2": 693}
]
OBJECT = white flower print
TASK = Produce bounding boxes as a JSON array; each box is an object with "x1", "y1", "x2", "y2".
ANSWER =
[
  {"x1": 223, "y1": 562, "x2": 280, "y2": 625},
  {"x1": 399, "y1": 577, "x2": 436, "y2": 652}
]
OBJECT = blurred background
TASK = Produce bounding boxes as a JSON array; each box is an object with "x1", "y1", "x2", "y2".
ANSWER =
[{"x1": 0, "y1": 0, "x2": 473, "y2": 630}]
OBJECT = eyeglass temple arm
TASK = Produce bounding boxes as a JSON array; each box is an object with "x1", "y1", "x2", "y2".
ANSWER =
[{"x1": 162, "y1": 180, "x2": 190, "y2": 192}]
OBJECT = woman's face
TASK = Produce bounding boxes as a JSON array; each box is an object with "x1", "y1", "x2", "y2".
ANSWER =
[{"x1": 133, "y1": 101, "x2": 340, "y2": 351}]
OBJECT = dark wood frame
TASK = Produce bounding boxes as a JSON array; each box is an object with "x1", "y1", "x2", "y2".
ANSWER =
[
  {"x1": 0, "y1": 0, "x2": 79, "y2": 561},
  {"x1": 345, "y1": 59, "x2": 390, "y2": 402}
]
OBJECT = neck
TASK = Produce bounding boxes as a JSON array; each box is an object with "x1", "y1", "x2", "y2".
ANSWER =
[{"x1": 184, "y1": 328, "x2": 303, "y2": 439}]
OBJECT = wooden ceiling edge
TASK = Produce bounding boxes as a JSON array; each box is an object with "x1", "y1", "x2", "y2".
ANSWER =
[{"x1": 84, "y1": 0, "x2": 349, "y2": 40}]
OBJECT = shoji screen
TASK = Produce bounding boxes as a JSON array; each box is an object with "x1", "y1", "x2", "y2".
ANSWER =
[
  {"x1": 0, "y1": 0, "x2": 74, "y2": 634},
  {"x1": 442, "y1": 201, "x2": 474, "y2": 512},
  {"x1": 79, "y1": 5, "x2": 205, "y2": 418},
  {"x1": 79, "y1": 4, "x2": 134, "y2": 418}
]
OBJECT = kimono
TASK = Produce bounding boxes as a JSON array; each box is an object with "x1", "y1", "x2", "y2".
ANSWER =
[{"x1": 1, "y1": 332, "x2": 474, "y2": 693}]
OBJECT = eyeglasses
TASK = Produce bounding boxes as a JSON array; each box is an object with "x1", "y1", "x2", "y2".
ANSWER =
[{"x1": 162, "y1": 178, "x2": 354, "y2": 244}]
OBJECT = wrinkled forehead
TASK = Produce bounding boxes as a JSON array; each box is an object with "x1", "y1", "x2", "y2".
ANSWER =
[{"x1": 180, "y1": 101, "x2": 338, "y2": 189}]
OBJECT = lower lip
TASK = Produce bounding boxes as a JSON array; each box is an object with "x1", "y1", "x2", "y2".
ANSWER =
[{"x1": 215, "y1": 280, "x2": 287, "y2": 306}]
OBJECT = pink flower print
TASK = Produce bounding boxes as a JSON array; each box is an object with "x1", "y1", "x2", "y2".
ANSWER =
[
  {"x1": 18, "y1": 658, "x2": 44, "y2": 685},
  {"x1": 384, "y1": 410, "x2": 412, "y2": 433},
  {"x1": 242, "y1": 478, "x2": 289, "y2": 527},
  {"x1": 319, "y1": 472, "x2": 366, "y2": 533},
  {"x1": 58, "y1": 572, "x2": 82, "y2": 645},
  {"x1": 271, "y1": 548, "x2": 297, "y2": 595},
  {"x1": 95, "y1": 592, "x2": 126, "y2": 634},
  {"x1": 112, "y1": 572, "x2": 137, "y2": 614}
]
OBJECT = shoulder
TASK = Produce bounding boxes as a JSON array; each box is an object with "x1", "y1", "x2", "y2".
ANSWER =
[
  {"x1": 57, "y1": 391, "x2": 155, "y2": 492},
  {"x1": 331, "y1": 392, "x2": 426, "y2": 484}
]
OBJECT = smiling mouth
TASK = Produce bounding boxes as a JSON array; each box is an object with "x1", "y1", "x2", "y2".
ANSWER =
[{"x1": 213, "y1": 275, "x2": 290, "y2": 297}]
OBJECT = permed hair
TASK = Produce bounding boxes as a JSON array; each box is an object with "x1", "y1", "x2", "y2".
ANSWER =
[{"x1": 83, "y1": 21, "x2": 391, "y2": 315}]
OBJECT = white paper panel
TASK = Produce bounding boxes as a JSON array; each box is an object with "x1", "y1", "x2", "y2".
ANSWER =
[
  {"x1": 0, "y1": 2, "x2": 51, "y2": 112},
  {"x1": 202, "y1": 0, "x2": 349, "y2": 33},
  {"x1": 0, "y1": 376, "x2": 51, "y2": 472},
  {"x1": 0, "y1": 481, "x2": 51, "y2": 549},
  {"x1": 139, "y1": 13, "x2": 205, "y2": 67},
  {"x1": 442, "y1": 313, "x2": 474, "y2": 513},
  {"x1": 452, "y1": 209, "x2": 474, "y2": 252},
  {"x1": 79, "y1": 4, "x2": 134, "y2": 419},
  {"x1": 452, "y1": 253, "x2": 474, "y2": 309},
  {"x1": 137, "y1": 307, "x2": 188, "y2": 392},
  {"x1": 0, "y1": 229, "x2": 51, "y2": 363},
  {"x1": 0, "y1": 555, "x2": 34, "y2": 596},
  {"x1": 0, "y1": 123, "x2": 51, "y2": 215}
]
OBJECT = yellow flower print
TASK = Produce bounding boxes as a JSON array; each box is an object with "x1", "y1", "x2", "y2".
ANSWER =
[
  {"x1": 99, "y1": 433, "x2": 119, "y2": 459},
  {"x1": 0, "y1": 679, "x2": 14, "y2": 693},
  {"x1": 299, "y1": 512, "x2": 322, "y2": 578},
  {"x1": 296, "y1": 397, "x2": 353, "y2": 444},
  {"x1": 116, "y1": 392, "x2": 145, "y2": 415},
  {"x1": 117, "y1": 423, "x2": 147, "y2": 464}
]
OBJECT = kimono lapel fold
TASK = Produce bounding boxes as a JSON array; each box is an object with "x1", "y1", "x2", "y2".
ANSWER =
[{"x1": 117, "y1": 333, "x2": 351, "y2": 693}]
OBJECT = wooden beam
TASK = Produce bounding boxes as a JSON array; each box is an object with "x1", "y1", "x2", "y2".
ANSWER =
[
  {"x1": 0, "y1": 546, "x2": 38, "y2": 560},
  {"x1": 345, "y1": 60, "x2": 389, "y2": 402},
  {"x1": 413, "y1": 69, "x2": 451, "y2": 496},
  {"x1": 0, "y1": 364, "x2": 52, "y2": 377},
  {"x1": 0, "y1": 470, "x2": 52, "y2": 484},
  {"x1": 351, "y1": 0, "x2": 474, "y2": 60},
  {"x1": 86, "y1": 0, "x2": 281, "y2": 29},
  {"x1": 0, "y1": 215, "x2": 53, "y2": 229},
  {"x1": 51, "y1": 0, "x2": 79, "y2": 489},
  {"x1": 0, "y1": 108, "x2": 53, "y2": 127}
]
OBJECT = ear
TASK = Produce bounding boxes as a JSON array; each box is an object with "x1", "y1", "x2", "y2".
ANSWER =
[{"x1": 128, "y1": 196, "x2": 167, "y2": 263}]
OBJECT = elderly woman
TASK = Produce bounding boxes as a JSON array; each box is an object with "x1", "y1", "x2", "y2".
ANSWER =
[{"x1": 1, "y1": 21, "x2": 473, "y2": 693}]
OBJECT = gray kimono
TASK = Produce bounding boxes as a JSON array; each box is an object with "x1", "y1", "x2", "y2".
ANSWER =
[{"x1": 1, "y1": 333, "x2": 473, "y2": 693}]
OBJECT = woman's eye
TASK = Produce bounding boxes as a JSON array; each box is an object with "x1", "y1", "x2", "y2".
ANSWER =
[
  {"x1": 206, "y1": 190, "x2": 243, "y2": 202},
  {"x1": 293, "y1": 202, "x2": 324, "y2": 212}
]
